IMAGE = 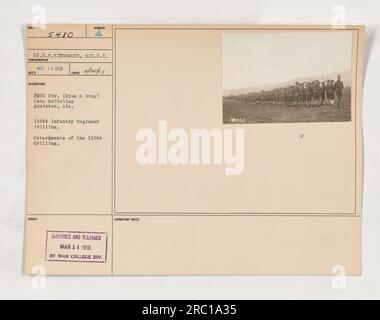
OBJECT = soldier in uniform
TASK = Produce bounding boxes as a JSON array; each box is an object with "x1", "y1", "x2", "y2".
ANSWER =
[
  {"x1": 301, "y1": 82, "x2": 308, "y2": 105},
  {"x1": 326, "y1": 79, "x2": 335, "y2": 106},
  {"x1": 280, "y1": 88, "x2": 284, "y2": 105},
  {"x1": 295, "y1": 82, "x2": 303, "y2": 105},
  {"x1": 313, "y1": 80, "x2": 321, "y2": 106},
  {"x1": 334, "y1": 74, "x2": 344, "y2": 107},
  {"x1": 320, "y1": 81, "x2": 327, "y2": 106},
  {"x1": 290, "y1": 85, "x2": 296, "y2": 106},
  {"x1": 307, "y1": 81, "x2": 313, "y2": 106}
]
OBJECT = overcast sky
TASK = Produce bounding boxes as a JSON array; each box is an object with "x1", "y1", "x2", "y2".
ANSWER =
[{"x1": 222, "y1": 31, "x2": 352, "y2": 90}]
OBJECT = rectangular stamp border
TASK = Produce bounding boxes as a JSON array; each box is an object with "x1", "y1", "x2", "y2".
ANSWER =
[{"x1": 45, "y1": 230, "x2": 108, "y2": 263}]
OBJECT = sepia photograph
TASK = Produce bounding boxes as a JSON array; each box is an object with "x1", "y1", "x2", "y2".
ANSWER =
[{"x1": 222, "y1": 31, "x2": 353, "y2": 123}]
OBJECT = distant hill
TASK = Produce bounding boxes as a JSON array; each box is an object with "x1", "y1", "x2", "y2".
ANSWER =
[{"x1": 223, "y1": 70, "x2": 351, "y2": 97}]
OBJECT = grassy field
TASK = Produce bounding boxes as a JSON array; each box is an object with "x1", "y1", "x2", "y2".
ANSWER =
[{"x1": 223, "y1": 87, "x2": 351, "y2": 124}]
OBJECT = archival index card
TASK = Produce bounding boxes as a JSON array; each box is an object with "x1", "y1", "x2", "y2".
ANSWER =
[{"x1": 25, "y1": 25, "x2": 364, "y2": 275}]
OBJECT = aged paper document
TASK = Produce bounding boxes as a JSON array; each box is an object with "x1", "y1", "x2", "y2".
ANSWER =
[{"x1": 24, "y1": 25, "x2": 364, "y2": 275}]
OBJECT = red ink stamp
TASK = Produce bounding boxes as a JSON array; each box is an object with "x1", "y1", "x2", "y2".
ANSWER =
[{"x1": 45, "y1": 231, "x2": 108, "y2": 263}]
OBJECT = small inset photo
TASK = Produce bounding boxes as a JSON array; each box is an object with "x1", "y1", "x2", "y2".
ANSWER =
[{"x1": 222, "y1": 31, "x2": 353, "y2": 124}]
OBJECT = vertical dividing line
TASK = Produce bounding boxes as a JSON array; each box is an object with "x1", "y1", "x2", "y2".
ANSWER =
[
  {"x1": 113, "y1": 30, "x2": 117, "y2": 216},
  {"x1": 355, "y1": 29, "x2": 359, "y2": 216},
  {"x1": 111, "y1": 25, "x2": 115, "y2": 275}
]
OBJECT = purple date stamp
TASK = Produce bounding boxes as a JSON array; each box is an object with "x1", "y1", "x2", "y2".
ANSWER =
[{"x1": 45, "y1": 231, "x2": 108, "y2": 263}]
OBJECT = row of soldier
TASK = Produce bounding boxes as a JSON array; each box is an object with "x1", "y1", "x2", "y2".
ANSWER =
[{"x1": 236, "y1": 75, "x2": 344, "y2": 107}]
